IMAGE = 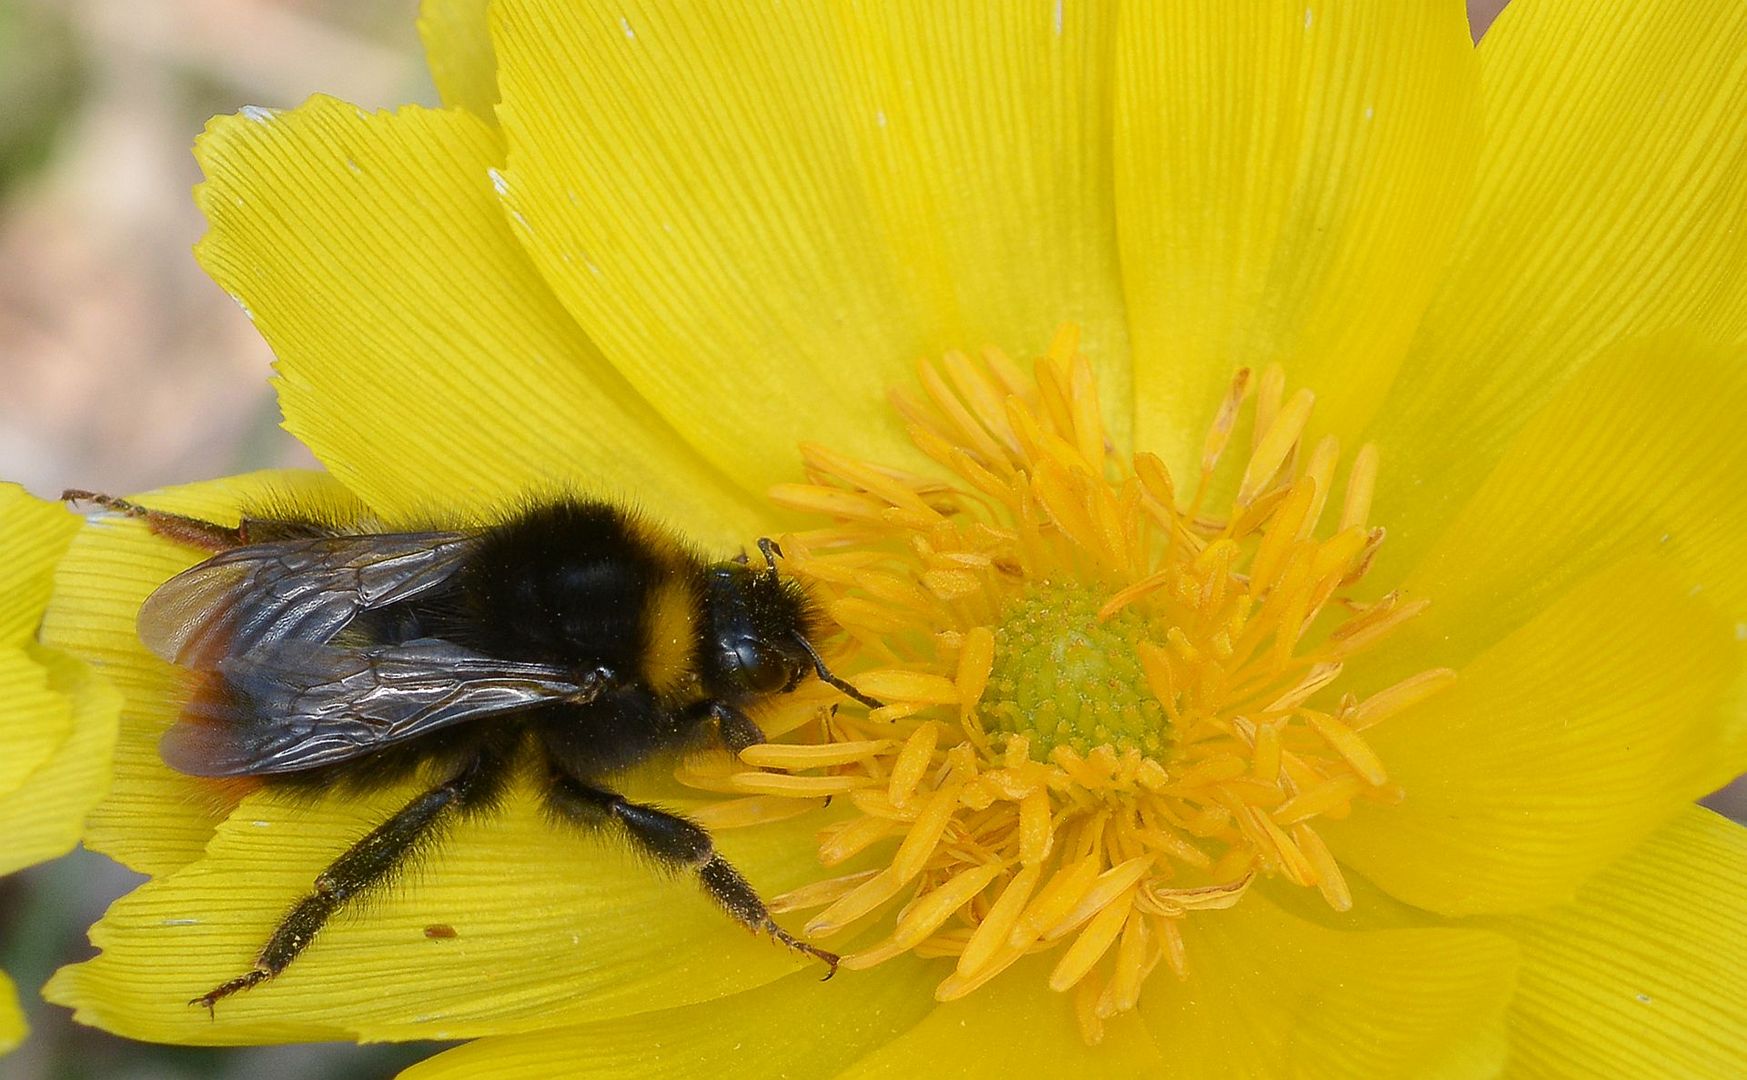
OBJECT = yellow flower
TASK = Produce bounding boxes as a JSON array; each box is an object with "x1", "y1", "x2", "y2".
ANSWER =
[
  {"x1": 0, "y1": 486, "x2": 121, "y2": 1055},
  {"x1": 32, "y1": 0, "x2": 1747, "y2": 1075}
]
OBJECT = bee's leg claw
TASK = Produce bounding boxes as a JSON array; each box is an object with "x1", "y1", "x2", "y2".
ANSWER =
[
  {"x1": 809, "y1": 944, "x2": 841, "y2": 981},
  {"x1": 189, "y1": 969, "x2": 270, "y2": 1016},
  {"x1": 758, "y1": 918, "x2": 839, "y2": 980}
]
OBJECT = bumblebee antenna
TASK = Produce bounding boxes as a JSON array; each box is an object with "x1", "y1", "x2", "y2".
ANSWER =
[
  {"x1": 792, "y1": 633, "x2": 883, "y2": 710},
  {"x1": 757, "y1": 537, "x2": 882, "y2": 709},
  {"x1": 757, "y1": 537, "x2": 783, "y2": 577}
]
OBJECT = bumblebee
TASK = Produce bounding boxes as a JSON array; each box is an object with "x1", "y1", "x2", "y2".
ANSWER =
[{"x1": 64, "y1": 490, "x2": 875, "y2": 1011}]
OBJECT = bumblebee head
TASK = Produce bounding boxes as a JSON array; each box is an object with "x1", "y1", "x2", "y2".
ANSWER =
[
  {"x1": 702, "y1": 540, "x2": 881, "y2": 708},
  {"x1": 702, "y1": 557, "x2": 812, "y2": 696}
]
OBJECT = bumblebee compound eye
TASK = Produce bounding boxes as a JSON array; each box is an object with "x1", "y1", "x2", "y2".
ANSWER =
[{"x1": 722, "y1": 638, "x2": 799, "y2": 695}]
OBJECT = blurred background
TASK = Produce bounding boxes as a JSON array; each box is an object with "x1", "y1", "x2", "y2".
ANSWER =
[
  {"x1": 0, "y1": 0, "x2": 427, "y2": 498},
  {"x1": 0, "y1": 0, "x2": 1737, "y2": 1077}
]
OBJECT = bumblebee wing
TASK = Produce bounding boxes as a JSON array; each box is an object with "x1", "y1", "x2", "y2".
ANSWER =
[
  {"x1": 159, "y1": 638, "x2": 603, "y2": 777},
  {"x1": 138, "y1": 532, "x2": 475, "y2": 668}
]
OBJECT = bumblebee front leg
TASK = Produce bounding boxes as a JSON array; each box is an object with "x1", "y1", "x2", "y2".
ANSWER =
[
  {"x1": 704, "y1": 701, "x2": 766, "y2": 755},
  {"x1": 544, "y1": 773, "x2": 837, "y2": 975},
  {"x1": 61, "y1": 489, "x2": 246, "y2": 552},
  {"x1": 192, "y1": 759, "x2": 486, "y2": 1014}
]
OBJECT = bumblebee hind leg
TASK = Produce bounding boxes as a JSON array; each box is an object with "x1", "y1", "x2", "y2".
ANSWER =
[
  {"x1": 61, "y1": 490, "x2": 246, "y2": 552},
  {"x1": 192, "y1": 754, "x2": 501, "y2": 1014},
  {"x1": 543, "y1": 772, "x2": 837, "y2": 976}
]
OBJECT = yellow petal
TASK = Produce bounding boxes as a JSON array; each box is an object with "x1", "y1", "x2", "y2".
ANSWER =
[
  {"x1": 0, "y1": 484, "x2": 79, "y2": 646},
  {"x1": 1136, "y1": 895, "x2": 1516, "y2": 1079},
  {"x1": 491, "y1": 0, "x2": 921, "y2": 489},
  {"x1": 0, "y1": 972, "x2": 22, "y2": 1056},
  {"x1": 1115, "y1": 0, "x2": 1481, "y2": 474},
  {"x1": 1381, "y1": 336, "x2": 1747, "y2": 677},
  {"x1": 1324, "y1": 558, "x2": 1739, "y2": 915},
  {"x1": 1498, "y1": 807, "x2": 1747, "y2": 1077},
  {"x1": 400, "y1": 956, "x2": 941, "y2": 1080},
  {"x1": 836, "y1": 954, "x2": 1165, "y2": 1076},
  {"x1": 829, "y1": 1, "x2": 1131, "y2": 445},
  {"x1": 0, "y1": 652, "x2": 69, "y2": 801},
  {"x1": 0, "y1": 486, "x2": 117, "y2": 874},
  {"x1": 194, "y1": 94, "x2": 762, "y2": 548},
  {"x1": 418, "y1": 0, "x2": 498, "y2": 120},
  {"x1": 47, "y1": 785, "x2": 832, "y2": 1044},
  {"x1": 1419, "y1": 1015, "x2": 1509, "y2": 1080},
  {"x1": 0, "y1": 486, "x2": 78, "y2": 800},
  {"x1": 492, "y1": 1, "x2": 1130, "y2": 487},
  {"x1": 0, "y1": 648, "x2": 120, "y2": 875},
  {"x1": 40, "y1": 472, "x2": 357, "y2": 875},
  {"x1": 1364, "y1": 0, "x2": 1747, "y2": 574}
]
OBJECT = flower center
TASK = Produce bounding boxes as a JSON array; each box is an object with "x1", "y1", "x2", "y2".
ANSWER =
[
  {"x1": 983, "y1": 583, "x2": 1167, "y2": 759},
  {"x1": 678, "y1": 326, "x2": 1453, "y2": 1043}
]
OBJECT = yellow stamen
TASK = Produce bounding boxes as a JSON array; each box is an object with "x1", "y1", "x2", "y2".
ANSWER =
[
  {"x1": 887, "y1": 722, "x2": 940, "y2": 807},
  {"x1": 848, "y1": 861, "x2": 1008, "y2": 967},
  {"x1": 1339, "y1": 443, "x2": 1381, "y2": 533},
  {"x1": 818, "y1": 815, "x2": 901, "y2": 866},
  {"x1": 889, "y1": 783, "x2": 964, "y2": 881},
  {"x1": 956, "y1": 863, "x2": 1042, "y2": 977},
  {"x1": 854, "y1": 670, "x2": 963, "y2": 705},
  {"x1": 686, "y1": 795, "x2": 825, "y2": 830},
  {"x1": 727, "y1": 770, "x2": 873, "y2": 797},
  {"x1": 1349, "y1": 668, "x2": 1458, "y2": 730},
  {"x1": 1238, "y1": 387, "x2": 1315, "y2": 506},
  {"x1": 1043, "y1": 856, "x2": 1155, "y2": 942},
  {"x1": 767, "y1": 868, "x2": 880, "y2": 914},
  {"x1": 689, "y1": 330, "x2": 1449, "y2": 1039},
  {"x1": 936, "y1": 950, "x2": 1028, "y2": 1002},
  {"x1": 1293, "y1": 822, "x2": 1353, "y2": 912},
  {"x1": 1018, "y1": 788, "x2": 1053, "y2": 865},
  {"x1": 1011, "y1": 857, "x2": 1102, "y2": 947},
  {"x1": 1048, "y1": 886, "x2": 1136, "y2": 992},
  {"x1": 738, "y1": 739, "x2": 894, "y2": 769},
  {"x1": 807, "y1": 867, "x2": 905, "y2": 937},
  {"x1": 1074, "y1": 970, "x2": 1106, "y2": 1045},
  {"x1": 1097, "y1": 911, "x2": 1150, "y2": 1018}
]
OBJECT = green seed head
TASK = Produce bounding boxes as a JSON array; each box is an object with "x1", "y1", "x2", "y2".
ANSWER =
[{"x1": 981, "y1": 582, "x2": 1169, "y2": 760}]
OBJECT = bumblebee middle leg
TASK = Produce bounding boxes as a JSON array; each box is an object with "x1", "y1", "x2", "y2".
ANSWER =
[
  {"x1": 544, "y1": 773, "x2": 837, "y2": 975},
  {"x1": 192, "y1": 757, "x2": 491, "y2": 1013}
]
